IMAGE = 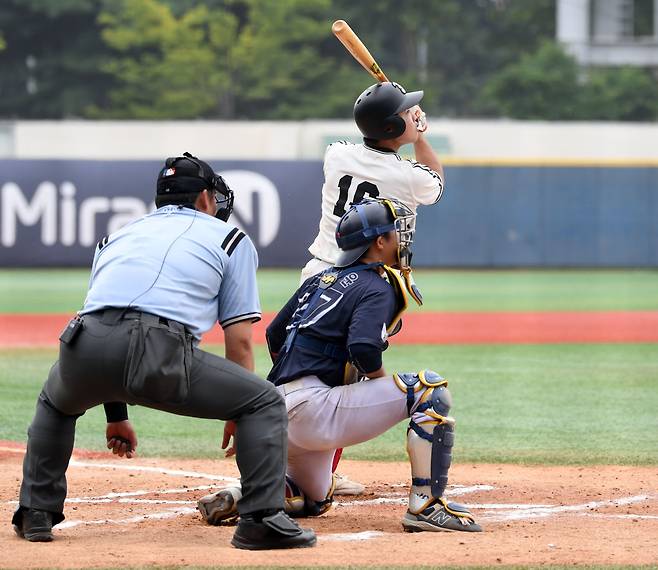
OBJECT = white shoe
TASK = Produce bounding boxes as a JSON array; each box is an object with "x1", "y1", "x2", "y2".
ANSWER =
[
  {"x1": 332, "y1": 472, "x2": 365, "y2": 496},
  {"x1": 197, "y1": 487, "x2": 242, "y2": 525}
]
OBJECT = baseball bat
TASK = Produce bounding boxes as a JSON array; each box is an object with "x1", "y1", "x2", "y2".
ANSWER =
[{"x1": 332, "y1": 20, "x2": 389, "y2": 83}]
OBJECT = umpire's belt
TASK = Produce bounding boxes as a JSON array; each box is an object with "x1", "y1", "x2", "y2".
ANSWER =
[
  {"x1": 294, "y1": 333, "x2": 348, "y2": 361},
  {"x1": 91, "y1": 308, "x2": 188, "y2": 334}
]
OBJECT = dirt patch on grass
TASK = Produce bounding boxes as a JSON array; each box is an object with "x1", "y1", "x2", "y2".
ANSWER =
[{"x1": 1, "y1": 442, "x2": 656, "y2": 568}]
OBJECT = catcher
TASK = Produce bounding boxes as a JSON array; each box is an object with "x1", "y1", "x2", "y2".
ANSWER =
[{"x1": 198, "y1": 198, "x2": 481, "y2": 533}]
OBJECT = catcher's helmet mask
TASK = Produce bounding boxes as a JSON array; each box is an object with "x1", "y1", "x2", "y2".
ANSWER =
[
  {"x1": 157, "y1": 152, "x2": 234, "y2": 221},
  {"x1": 354, "y1": 82, "x2": 424, "y2": 141},
  {"x1": 334, "y1": 198, "x2": 415, "y2": 269}
]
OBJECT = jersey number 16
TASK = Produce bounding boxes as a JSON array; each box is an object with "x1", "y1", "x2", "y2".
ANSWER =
[{"x1": 333, "y1": 175, "x2": 380, "y2": 217}]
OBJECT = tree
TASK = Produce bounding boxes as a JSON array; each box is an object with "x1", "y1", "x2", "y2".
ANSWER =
[
  {"x1": 478, "y1": 41, "x2": 582, "y2": 120},
  {"x1": 228, "y1": 0, "x2": 364, "y2": 119},
  {"x1": 580, "y1": 67, "x2": 658, "y2": 121},
  {"x1": 91, "y1": 0, "x2": 236, "y2": 119},
  {"x1": 329, "y1": 0, "x2": 556, "y2": 117},
  {"x1": 0, "y1": 0, "x2": 112, "y2": 118},
  {"x1": 0, "y1": 0, "x2": 656, "y2": 121}
]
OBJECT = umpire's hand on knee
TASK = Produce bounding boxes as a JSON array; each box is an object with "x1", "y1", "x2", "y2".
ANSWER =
[
  {"x1": 222, "y1": 420, "x2": 236, "y2": 458},
  {"x1": 106, "y1": 420, "x2": 138, "y2": 459}
]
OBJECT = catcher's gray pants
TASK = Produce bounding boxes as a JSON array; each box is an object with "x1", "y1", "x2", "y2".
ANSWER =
[
  {"x1": 278, "y1": 375, "x2": 410, "y2": 502},
  {"x1": 16, "y1": 310, "x2": 287, "y2": 524}
]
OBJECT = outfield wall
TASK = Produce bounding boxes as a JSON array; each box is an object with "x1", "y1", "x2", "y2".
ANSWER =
[
  {"x1": 1, "y1": 159, "x2": 656, "y2": 268},
  {"x1": 2, "y1": 120, "x2": 658, "y2": 161}
]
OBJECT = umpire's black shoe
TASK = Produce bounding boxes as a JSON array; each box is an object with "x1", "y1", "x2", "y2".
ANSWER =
[
  {"x1": 13, "y1": 508, "x2": 54, "y2": 542},
  {"x1": 231, "y1": 510, "x2": 316, "y2": 550}
]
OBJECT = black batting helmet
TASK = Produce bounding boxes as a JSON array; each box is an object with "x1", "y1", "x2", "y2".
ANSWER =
[
  {"x1": 335, "y1": 198, "x2": 416, "y2": 269},
  {"x1": 156, "y1": 152, "x2": 234, "y2": 221},
  {"x1": 353, "y1": 82, "x2": 424, "y2": 141}
]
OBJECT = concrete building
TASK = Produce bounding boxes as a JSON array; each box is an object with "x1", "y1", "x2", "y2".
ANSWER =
[{"x1": 557, "y1": 0, "x2": 658, "y2": 67}]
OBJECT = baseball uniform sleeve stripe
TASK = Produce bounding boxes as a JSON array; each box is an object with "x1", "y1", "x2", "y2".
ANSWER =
[
  {"x1": 221, "y1": 228, "x2": 246, "y2": 256},
  {"x1": 411, "y1": 162, "x2": 442, "y2": 180},
  {"x1": 225, "y1": 231, "x2": 246, "y2": 256},
  {"x1": 97, "y1": 235, "x2": 109, "y2": 250},
  {"x1": 217, "y1": 233, "x2": 261, "y2": 328},
  {"x1": 221, "y1": 312, "x2": 262, "y2": 328},
  {"x1": 410, "y1": 161, "x2": 444, "y2": 203},
  {"x1": 221, "y1": 228, "x2": 240, "y2": 251}
]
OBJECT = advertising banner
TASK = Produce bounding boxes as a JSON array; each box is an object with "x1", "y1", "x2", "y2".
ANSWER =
[
  {"x1": 0, "y1": 159, "x2": 323, "y2": 267},
  {"x1": 1, "y1": 160, "x2": 656, "y2": 267}
]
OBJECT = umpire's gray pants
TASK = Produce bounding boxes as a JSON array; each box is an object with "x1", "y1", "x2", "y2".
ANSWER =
[{"x1": 17, "y1": 310, "x2": 287, "y2": 525}]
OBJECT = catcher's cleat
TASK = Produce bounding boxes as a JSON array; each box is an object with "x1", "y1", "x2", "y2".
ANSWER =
[
  {"x1": 402, "y1": 498, "x2": 482, "y2": 533},
  {"x1": 197, "y1": 486, "x2": 241, "y2": 525},
  {"x1": 332, "y1": 473, "x2": 365, "y2": 496}
]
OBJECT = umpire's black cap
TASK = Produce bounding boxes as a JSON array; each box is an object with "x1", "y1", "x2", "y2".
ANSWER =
[{"x1": 157, "y1": 152, "x2": 217, "y2": 196}]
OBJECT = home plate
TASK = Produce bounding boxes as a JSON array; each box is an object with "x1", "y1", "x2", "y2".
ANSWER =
[{"x1": 322, "y1": 530, "x2": 385, "y2": 542}]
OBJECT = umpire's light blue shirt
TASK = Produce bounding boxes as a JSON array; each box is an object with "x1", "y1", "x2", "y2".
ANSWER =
[{"x1": 81, "y1": 205, "x2": 261, "y2": 339}]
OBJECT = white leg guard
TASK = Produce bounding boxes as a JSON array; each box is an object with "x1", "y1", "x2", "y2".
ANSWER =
[{"x1": 394, "y1": 370, "x2": 482, "y2": 533}]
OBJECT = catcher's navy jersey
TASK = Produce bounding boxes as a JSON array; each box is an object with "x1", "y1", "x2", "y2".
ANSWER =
[{"x1": 266, "y1": 265, "x2": 397, "y2": 388}]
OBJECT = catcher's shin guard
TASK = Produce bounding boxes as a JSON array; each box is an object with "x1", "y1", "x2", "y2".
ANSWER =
[{"x1": 394, "y1": 370, "x2": 481, "y2": 532}]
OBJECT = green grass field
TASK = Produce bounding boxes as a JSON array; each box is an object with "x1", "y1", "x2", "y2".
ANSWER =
[
  {"x1": 1, "y1": 269, "x2": 657, "y2": 466},
  {"x1": 2, "y1": 268, "x2": 658, "y2": 313}
]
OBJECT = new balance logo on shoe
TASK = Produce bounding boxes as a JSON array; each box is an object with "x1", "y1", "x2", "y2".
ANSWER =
[{"x1": 401, "y1": 500, "x2": 482, "y2": 533}]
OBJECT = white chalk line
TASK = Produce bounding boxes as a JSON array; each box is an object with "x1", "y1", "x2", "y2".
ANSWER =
[
  {"x1": 69, "y1": 458, "x2": 240, "y2": 483},
  {"x1": 69, "y1": 483, "x2": 226, "y2": 501},
  {"x1": 477, "y1": 494, "x2": 657, "y2": 523},
  {"x1": 58, "y1": 507, "x2": 199, "y2": 529},
  {"x1": 337, "y1": 484, "x2": 494, "y2": 508},
  {"x1": 55, "y1": 491, "x2": 658, "y2": 532},
  {"x1": 1, "y1": 446, "x2": 240, "y2": 483},
  {"x1": 578, "y1": 513, "x2": 658, "y2": 520},
  {"x1": 67, "y1": 498, "x2": 198, "y2": 505},
  {"x1": 3, "y1": 446, "x2": 657, "y2": 535},
  {"x1": 0, "y1": 446, "x2": 25, "y2": 453}
]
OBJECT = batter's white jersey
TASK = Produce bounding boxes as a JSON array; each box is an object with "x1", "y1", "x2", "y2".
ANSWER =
[{"x1": 307, "y1": 141, "x2": 443, "y2": 265}]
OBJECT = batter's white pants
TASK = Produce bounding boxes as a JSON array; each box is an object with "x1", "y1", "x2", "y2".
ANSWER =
[
  {"x1": 299, "y1": 258, "x2": 332, "y2": 285},
  {"x1": 277, "y1": 375, "x2": 410, "y2": 502}
]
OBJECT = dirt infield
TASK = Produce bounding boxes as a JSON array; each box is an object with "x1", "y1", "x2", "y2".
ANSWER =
[
  {"x1": 1, "y1": 441, "x2": 657, "y2": 568},
  {"x1": 2, "y1": 311, "x2": 658, "y2": 347}
]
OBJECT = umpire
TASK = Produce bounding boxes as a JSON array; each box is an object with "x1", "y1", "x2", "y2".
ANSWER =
[{"x1": 11, "y1": 152, "x2": 316, "y2": 550}]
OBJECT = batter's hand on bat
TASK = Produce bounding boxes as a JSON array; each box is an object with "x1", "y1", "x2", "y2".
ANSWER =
[
  {"x1": 411, "y1": 105, "x2": 428, "y2": 133},
  {"x1": 222, "y1": 420, "x2": 237, "y2": 457},
  {"x1": 106, "y1": 420, "x2": 138, "y2": 459}
]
